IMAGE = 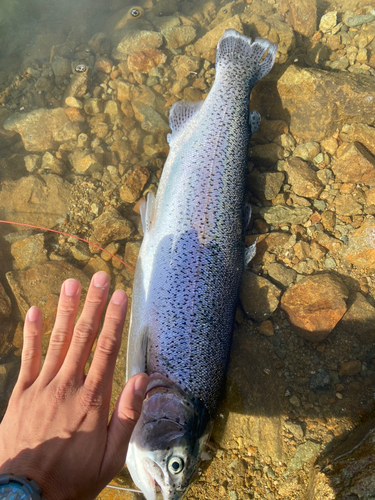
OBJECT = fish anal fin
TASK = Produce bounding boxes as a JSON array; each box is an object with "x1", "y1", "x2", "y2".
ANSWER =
[
  {"x1": 168, "y1": 100, "x2": 203, "y2": 143},
  {"x1": 140, "y1": 192, "x2": 156, "y2": 233}
]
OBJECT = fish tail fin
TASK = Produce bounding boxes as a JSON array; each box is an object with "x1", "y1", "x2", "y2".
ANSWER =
[{"x1": 216, "y1": 29, "x2": 277, "y2": 86}]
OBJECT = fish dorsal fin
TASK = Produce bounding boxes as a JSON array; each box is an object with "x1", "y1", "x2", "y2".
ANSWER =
[
  {"x1": 139, "y1": 192, "x2": 156, "y2": 233},
  {"x1": 167, "y1": 100, "x2": 203, "y2": 144}
]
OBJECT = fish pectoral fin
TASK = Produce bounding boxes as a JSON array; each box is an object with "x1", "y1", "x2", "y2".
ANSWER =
[
  {"x1": 249, "y1": 110, "x2": 261, "y2": 136},
  {"x1": 168, "y1": 100, "x2": 203, "y2": 143},
  {"x1": 244, "y1": 239, "x2": 257, "y2": 267},
  {"x1": 126, "y1": 320, "x2": 149, "y2": 380},
  {"x1": 140, "y1": 192, "x2": 156, "y2": 233}
]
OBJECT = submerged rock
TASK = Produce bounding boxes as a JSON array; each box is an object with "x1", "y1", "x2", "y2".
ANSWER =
[
  {"x1": 113, "y1": 30, "x2": 163, "y2": 59},
  {"x1": 280, "y1": 274, "x2": 349, "y2": 342},
  {"x1": 3, "y1": 108, "x2": 79, "y2": 152},
  {"x1": 10, "y1": 233, "x2": 47, "y2": 270},
  {"x1": 91, "y1": 207, "x2": 135, "y2": 247}
]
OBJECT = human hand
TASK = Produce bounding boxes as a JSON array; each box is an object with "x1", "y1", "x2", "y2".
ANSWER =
[{"x1": 0, "y1": 271, "x2": 148, "y2": 500}]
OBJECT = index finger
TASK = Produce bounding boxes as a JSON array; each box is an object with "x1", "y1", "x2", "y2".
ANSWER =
[{"x1": 83, "y1": 289, "x2": 128, "y2": 399}]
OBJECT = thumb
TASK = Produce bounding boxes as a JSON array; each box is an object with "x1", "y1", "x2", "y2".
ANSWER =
[{"x1": 101, "y1": 373, "x2": 148, "y2": 477}]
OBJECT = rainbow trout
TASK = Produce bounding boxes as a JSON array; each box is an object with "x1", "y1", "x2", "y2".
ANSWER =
[{"x1": 126, "y1": 29, "x2": 277, "y2": 500}]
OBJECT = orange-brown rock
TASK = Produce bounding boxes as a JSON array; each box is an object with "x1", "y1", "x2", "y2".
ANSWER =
[
  {"x1": 95, "y1": 57, "x2": 113, "y2": 74},
  {"x1": 120, "y1": 166, "x2": 150, "y2": 203},
  {"x1": 339, "y1": 360, "x2": 362, "y2": 376},
  {"x1": 280, "y1": 0, "x2": 317, "y2": 37},
  {"x1": 344, "y1": 123, "x2": 375, "y2": 157},
  {"x1": 280, "y1": 274, "x2": 348, "y2": 342},
  {"x1": 332, "y1": 142, "x2": 375, "y2": 184},
  {"x1": 345, "y1": 217, "x2": 375, "y2": 270},
  {"x1": 127, "y1": 48, "x2": 166, "y2": 73},
  {"x1": 65, "y1": 107, "x2": 86, "y2": 122}
]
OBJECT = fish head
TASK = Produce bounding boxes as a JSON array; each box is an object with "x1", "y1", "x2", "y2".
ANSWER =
[{"x1": 126, "y1": 375, "x2": 210, "y2": 500}]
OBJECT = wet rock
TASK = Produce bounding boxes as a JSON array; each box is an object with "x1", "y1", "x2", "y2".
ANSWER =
[
  {"x1": 0, "y1": 175, "x2": 71, "y2": 229},
  {"x1": 265, "y1": 262, "x2": 297, "y2": 287},
  {"x1": 280, "y1": 274, "x2": 349, "y2": 342},
  {"x1": 332, "y1": 142, "x2": 375, "y2": 185},
  {"x1": 339, "y1": 360, "x2": 362, "y2": 376},
  {"x1": 172, "y1": 56, "x2": 200, "y2": 80},
  {"x1": 252, "y1": 64, "x2": 375, "y2": 142},
  {"x1": 3, "y1": 108, "x2": 78, "y2": 152},
  {"x1": 284, "y1": 421, "x2": 304, "y2": 440},
  {"x1": 113, "y1": 31, "x2": 163, "y2": 60},
  {"x1": 6, "y1": 262, "x2": 90, "y2": 337},
  {"x1": 131, "y1": 101, "x2": 169, "y2": 134},
  {"x1": 91, "y1": 207, "x2": 135, "y2": 247},
  {"x1": 258, "y1": 320, "x2": 274, "y2": 336},
  {"x1": 111, "y1": 140, "x2": 132, "y2": 163},
  {"x1": 260, "y1": 206, "x2": 312, "y2": 225},
  {"x1": 247, "y1": 172, "x2": 284, "y2": 201},
  {"x1": 345, "y1": 217, "x2": 375, "y2": 269},
  {"x1": 310, "y1": 370, "x2": 331, "y2": 390},
  {"x1": 293, "y1": 142, "x2": 320, "y2": 161},
  {"x1": 248, "y1": 143, "x2": 284, "y2": 167},
  {"x1": 10, "y1": 234, "x2": 47, "y2": 270},
  {"x1": 65, "y1": 107, "x2": 85, "y2": 123},
  {"x1": 319, "y1": 11, "x2": 337, "y2": 33},
  {"x1": 195, "y1": 15, "x2": 244, "y2": 62},
  {"x1": 287, "y1": 441, "x2": 320, "y2": 473},
  {"x1": 283, "y1": 157, "x2": 323, "y2": 199},
  {"x1": 124, "y1": 241, "x2": 141, "y2": 269},
  {"x1": 51, "y1": 56, "x2": 71, "y2": 85},
  {"x1": 280, "y1": 0, "x2": 317, "y2": 37},
  {"x1": 69, "y1": 148, "x2": 103, "y2": 175},
  {"x1": 340, "y1": 291, "x2": 375, "y2": 344},
  {"x1": 70, "y1": 242, "x2": 91, "y2": 263},
  {"x1": 0, "y1": 283, "x2": 11, "y2": 320},
  {"x1": 162, "y1": 26, "x2": 196, "y2": 49},
  {"x1": 83, "y1": 255, "x2": 112, "y2": 277},
  {"x1": 334, "y1": 193, "x2": 363, "y2": 216},
  {"x1": 95, "y1": 57, "x2": 113, "y2": 74},
  {"x1": 88, "y1": 32, "x2": 111, "y2": 55},
  {"x1": 120, "y1": 166, "x2": 150, "y2": 203},
  {"x1": 240, "y1": 272, "x2": 281, "y2": 321},
  {"x1": 83, "y1": 98, "x2": 104, "y2": 115},
  {"x1": 104, "y1": 101, "x2": 121, "y2": 124},
  {"x1": 41, "y1": 152, "x2": 65, "y2": 175},
  {"x1": 24, "y1": 154, "x2": 41, "y2": 173},
  {"x1": 314, "y1": 231, "x2": 343, "y2": 254},
  {"x1": 344, "y1": 123, "x2": 375, "y2": 157},
  {"x1": 127, "y1": 49, "x2": 166, "y2": 73},
  {"x1": 63, "y1": 69, "x2": 89, "y2": 100}
]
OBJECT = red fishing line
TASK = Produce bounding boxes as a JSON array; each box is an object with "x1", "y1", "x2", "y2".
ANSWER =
[{"x1": 0, "y1": 220, "x2": 135, "y2": 272}]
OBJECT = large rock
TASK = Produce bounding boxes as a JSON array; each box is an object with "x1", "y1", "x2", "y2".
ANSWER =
[
  {"x1": 91, "y1": 208, "x2": 135, "y2": 247},
  {"x1": 194, "y1": 15, "x2": 244, "y2": 62},
  {"x1": 247, "y1": 172, "x2": 284, "y2": 200},
  {"x1": 332, "y1": 142, "x2": 375, "y2": 185},
  {"x1": 283, "y1": 157, "x2": 323, "y2": 199},
  {"x1": 344, "y1": 123, "x2": 375, "y2": 157},
  {"x1": 279, "y1": 0, "x2": 317, "y2": 37},
  {"x1": 0, "y1": 175, "x2": 72, "y2": 229},
  {"x1": 161, "y1": 26, "x2": 196, "y2": 49},
  {"x1": 251, "y1": 65, "x2": 375, "y2": 142},
  {"x1": 6, "y1": 262, "x2": 90, "y2": 337},
  {"x1": 345, "y1": 218, "x2": 375, "y2": 270},
  {"x1": 10, "y1": 233, "x2": 47, "y2": 270},
  {"x1": 260, "y1": 206, "x2": 312, "y2": 225},
  {"x1": 240, "y1": 272, "x2": 281, "y2": 321},
  {"x1": 120, "y1": 166, "x2": 150, "y2": 203},
  {"x1": 3, "y1": 108, "x2": 80, "y2": 152},
  {"x1": 280, "y1": 274, "x2": 349, "y2": 342},
  {"x1": 131, "y1": 101, "x2": 169, "y2": 134},
  {"x1": 113, "y1": 30, "x2": 163, "y2": 59},
  {"x1": 340, "y1": 291, "x2": 375, "y2": 344}
]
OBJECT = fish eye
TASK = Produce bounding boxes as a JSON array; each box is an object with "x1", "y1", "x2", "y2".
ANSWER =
[
  {"x1": 130, "y1": 8, "x2": 141, "y2": 17},
  {"x1": 168, "y1": 456, "x2": 184, "y2": 475}
]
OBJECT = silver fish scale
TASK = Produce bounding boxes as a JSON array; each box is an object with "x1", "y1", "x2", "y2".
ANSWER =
[{"x1": 141, "y1": 37, "x2": 274, "y2": 417}]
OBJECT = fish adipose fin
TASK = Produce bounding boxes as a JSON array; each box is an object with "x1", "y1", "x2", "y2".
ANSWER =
[
  {"x1": 167, "y1": 100, "x2": 203, "y2": 144},
  {"x1": 215, "y1": 29, "x2": 277, "y2": 88},
  {"x1": 139, "y1": 192, "x2": 156, "y2": 233}
]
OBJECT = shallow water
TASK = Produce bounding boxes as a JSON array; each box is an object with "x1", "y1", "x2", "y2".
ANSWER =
[{"x1": 1, "y1": 0, "x2": 375, "y2": 499}]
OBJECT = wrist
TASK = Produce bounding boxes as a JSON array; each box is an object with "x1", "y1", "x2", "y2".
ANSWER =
[{"x1": 0, "y1": 473, "x2": 45, "y2": 499}]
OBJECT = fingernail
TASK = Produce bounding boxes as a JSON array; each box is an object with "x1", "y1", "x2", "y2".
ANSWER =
[
  {"x1": 64, "y1": 279, "x2": 80, "y2": 296},
  {"x1": 111, "y1": 289, "x2": 126, "y2": 305},
  {"x1": 93, "y1": 271, "x2": 109, "y2": 288},
  {"x1": 134, "y1": 374, "x2": 148, "y2": 396},
  {"x1": 27, "y1": 306, "x2": 39, "y2": 322}
]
